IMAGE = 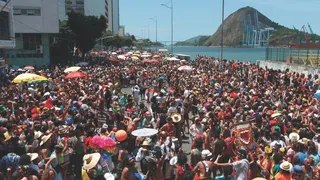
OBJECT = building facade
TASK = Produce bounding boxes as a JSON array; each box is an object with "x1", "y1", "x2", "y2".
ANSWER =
[
  {"x1": 5, "y1": 0, "x2": 59, "y2": 66},
  {"x1": 0, "y1": 0, "x2": 15, "y2": 49},
  {"x1": 119, "y1": 25, "x2": 125, "y2": 37},
  {"x1": 106, "y1": 0, "x2": 113, "y2": 33},
  {"x1": 111, "y1": 0, "x2": 119, "y2": 34}
]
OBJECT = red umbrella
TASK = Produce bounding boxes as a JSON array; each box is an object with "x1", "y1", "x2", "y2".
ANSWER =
[
  {"x1": 108, "y1": 57, "x2": 119, "y2": 62},
  {"x1": 90, "y1": 52, "x2": 98, "y2": 55},
  {"x1": 24, "y1": 66, "x2": 35, "y2": 70},
  {"x1": 150, "y1": 59, "x2": 159, "y2": 64},
  {"x1": 65, "y1": 71, "x2": 86, "y2": 79},
  {"x1": 143, "y1": 59, "x2": 152, "y2": 63}
]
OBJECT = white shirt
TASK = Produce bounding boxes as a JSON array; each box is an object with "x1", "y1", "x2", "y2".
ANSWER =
[
  {"x1": 233, "y1": 159, "x2": 249, "y2": 180},
  {"x1": 132, "y1": 88, "x2": 140, "y2": 98},
  {"x1": 189, "y1": 124, "x2": 204, "y2": 139},
  {"x1": 270, "y1": 139, "x2": 286, "y2": 148}
]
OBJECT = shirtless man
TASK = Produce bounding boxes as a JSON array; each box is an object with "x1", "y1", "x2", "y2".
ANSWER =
[{"x1": 193, "y1": 149, "x2": 213, "y2": 180}]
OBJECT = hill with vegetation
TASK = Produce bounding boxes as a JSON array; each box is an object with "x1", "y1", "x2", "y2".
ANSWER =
[
  {"x1": 203, "y1": 6, "x2": 319, "y2": 47},
  {"x1": 175, "y1": 35, "x2": 211, "y2": 46}
]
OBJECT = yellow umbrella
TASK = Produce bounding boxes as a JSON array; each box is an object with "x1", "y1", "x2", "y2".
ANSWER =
[
  {"x1": 64, "y1": 66, "x2": 81, "y2": 73},
  {"x1": 132, "y1": 56, "x2": 140, "y2": 60},
  {"x1": 132, "y1": 54, "x2": 141, "y2": 57},
  {"x1": 13, "y1": 73, "x2": 48, "y2": 83}
]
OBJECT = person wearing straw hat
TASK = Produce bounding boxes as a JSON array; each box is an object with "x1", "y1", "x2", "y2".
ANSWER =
[
  {"x1": 274, "y1": 161, "x2": 293, "y2": 180},
  {"x1": 27, "y1": 153, "x2": 40, "y2": 173},
  {"x1": 82, "y1": 153, "x2": 102, "y2": 180},
  {"x1": 170, "y1": 112, "x2": 183, "y2": 146}
]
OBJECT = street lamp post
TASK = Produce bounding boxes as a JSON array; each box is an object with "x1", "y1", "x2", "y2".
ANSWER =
[
  {"x1": 150, "y1": 17, "x2": 158, "y2": 43},
  {"x1": 161, "y1": 0, "x2": 173, "y2": 54},
  {"x1": 221, "y1": 0, "x2": 225, "y2": 60}
]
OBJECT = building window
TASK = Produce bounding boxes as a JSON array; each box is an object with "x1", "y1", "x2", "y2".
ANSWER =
[
  {"x1": 13, "y1": 8, "x2": 41, "y2": 16},
  {"x1": 23, "y1": 34, "x2": 42, "y2": 50},
  {"x1": 0, "y1": 11, "x2": 10, "y2": 40},
  {"x1": 76, "y1": 0, "x2": 84, "y2": 5}
]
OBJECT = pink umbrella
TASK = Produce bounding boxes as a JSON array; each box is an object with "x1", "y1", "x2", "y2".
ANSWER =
[
  {"x1": 24, "y1": 66, "x2": 35, "y2": 70},
  {"x1": 178, "y1": 65, "x2": 193, "y2": 71}
]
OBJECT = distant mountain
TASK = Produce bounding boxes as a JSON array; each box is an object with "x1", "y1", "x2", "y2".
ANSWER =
[
  {"x1": 204, "y1": 6, "x2": 288, "y2": 47},
  {"x1": 175, "y1": 35, "x2": 211, "y2": 46}
]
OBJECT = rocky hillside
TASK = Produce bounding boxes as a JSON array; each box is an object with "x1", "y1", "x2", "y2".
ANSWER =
[{"x1": 204, "y1": 6, "x2": 286, "y2": 47}]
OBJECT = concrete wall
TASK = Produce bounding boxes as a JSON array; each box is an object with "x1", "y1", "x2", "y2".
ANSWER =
[
  {"x1": 0, "y1": 0, "x2": 15, "y2": 48},
  {"x1": 12, "y1": 0, "x2": 59, "y2": 33},
  {"x1": 257, "y1": 60, "x2": 320, "y2": 76},
  {"x1": 7, "y1": 33, "x2": 50, "y2": 67}
]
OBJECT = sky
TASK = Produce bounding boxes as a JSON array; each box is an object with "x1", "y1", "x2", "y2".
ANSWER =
[{"x1": 119, "y1": 0, "x2": 320, "y2": 42}]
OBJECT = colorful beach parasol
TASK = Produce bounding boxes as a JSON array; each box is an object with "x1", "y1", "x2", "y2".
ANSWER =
[
  {"x1": 178, "y1": 65, "x2": 194, "y2": 71},
  {"x1": 131, "y1": 128, "x2": 158, "y2": 137},
  {"x1": 64, "y1": 66, "x2": 81, "y2": 73},
  {"x1": 13, "y1": 73, "x2": 48, "y2": 83},
  {"x1": 24, "y1": 66, "x2": 35, "y2": 70},
  {"x1": 65, "y1": 71, "x2": 86, "y2": 79}
]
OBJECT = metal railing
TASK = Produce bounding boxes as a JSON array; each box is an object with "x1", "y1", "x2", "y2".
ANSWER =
[{"x1": 265, "y1": 47, "x2": 320, "y2": 66}]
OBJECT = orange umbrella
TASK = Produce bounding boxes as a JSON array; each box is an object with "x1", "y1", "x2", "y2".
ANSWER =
[{"x1": 65, "y1": 71, "x2": 86, "y2": 79}]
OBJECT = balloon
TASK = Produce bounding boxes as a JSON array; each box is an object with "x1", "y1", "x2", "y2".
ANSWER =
[{"x1": 115, "y1": 130, "x2": 127, "y2": 142}]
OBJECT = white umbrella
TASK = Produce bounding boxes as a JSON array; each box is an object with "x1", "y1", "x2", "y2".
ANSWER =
[
  {"x1": 117, "y1": 55, "x2": 126, "y2": 59},
  {"x1": 131, "y1": 128, "x2": 158, "y2": 137},
  {"x1": 178, "y1": 65, "x2": 194, "y2": 71},
  {"x1": 111, "y1": 52, "x2": 117, "y2": 55},
  {"x1": 64, "y1": 66, "x2": 81, "y2": 73},
  {"x1": 167, "y1": 57, "x2": 180, "y2": 61}
]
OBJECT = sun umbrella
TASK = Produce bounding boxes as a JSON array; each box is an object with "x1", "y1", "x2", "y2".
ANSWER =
[
  {"x1": 64, "y1": 66, "x2": 81, "y2": 73},
  {"x1": 108, "y1": 57, "x2": 119, "y2": 62},
  {"x1": 314, "y1": 90, "x2": 320, "y2": 99},
  {"x1": 141, "y1": 54, "x2": 151, "y2": 58},
  {"x1": 153, "y1": 55, "x2": 160, "y2": 58},
  {"x1": 13, "y1": 73, "x2": 48, "y2": 83},
  {"x1": 100, "y1": 51, "x2": 108, "y2": 54},
  {"x1": 117, "y1": 55, "x2": 126, "y2": 59},
  {"x1": 132, "y1": 54, "x2": 141, "y2": 57},
  {"x1": 24, "y1": 66, "x2": 35, "y2": 70},
  {"x1": 167, "y1": 57, "x2": 180, "y2": 61},
  {"x1": 111, "y1": 52, "x2": 117, "y2": 55},
  {"x1": 90, "y1": 52, "x2": 98, "y2": 55},
  {"x1": 178, "y1": 65, "x2": 194, "y2": 71},
  {"x1": 65, "y1": 71, "x2": 86, "y2": 79},
  {"x1": 131, "y1": 128, "x2": 158, "y2": 137},
  {"x1": 143, "y1": 59, "x2": 152, "y2": 63},
  {"x1": 131, "y1": 56, "x2": 140, "y2": 60}
]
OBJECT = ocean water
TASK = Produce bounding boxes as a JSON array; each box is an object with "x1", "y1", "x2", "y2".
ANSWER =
[{"x1": 153, "y1": 46, "x2": 267, "y2": 62}]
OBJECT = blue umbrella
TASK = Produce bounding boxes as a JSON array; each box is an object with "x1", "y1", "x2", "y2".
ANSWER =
[{"x1": 314, "y1": 90, "x2": 320, "y2": 99}]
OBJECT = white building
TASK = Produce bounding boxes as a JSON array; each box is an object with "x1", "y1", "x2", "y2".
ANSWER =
[
  {"x1": 0, "y1": 0, "x2": 15, "y2": 49},
  {"x1": 6, "y1": 0, "x2": 59, "y2": 66},
  {"x1": 119, "y1": 25, "x2": 125, "y2": 36}
]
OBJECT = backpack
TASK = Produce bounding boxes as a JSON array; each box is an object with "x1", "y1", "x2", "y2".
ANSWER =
[{"x1": 182, "y1": 165, "x2": 195, "y2": 180}]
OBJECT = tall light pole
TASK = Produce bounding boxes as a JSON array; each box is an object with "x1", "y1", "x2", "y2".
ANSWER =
[
  {"x1": 220, "y1": 0, "x2": 225, "y2": 60},
  {"x1": 150, "y1": 17, "x2": 158, "y2": 43},
  {"x1": 161, "y1": 0, "x2": 173, "y2": 54}
]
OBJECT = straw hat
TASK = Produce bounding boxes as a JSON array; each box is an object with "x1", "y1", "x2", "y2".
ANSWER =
[
  {"x1": 40, "y1": 133, "x2": 52, "y2": 146},
  {"x1": 83, "y1": 153, "x2": 101, "y2": 171},
  {"x1": 280, "y1": 161, "x2": 292, "y2": 171},
  {"x1": 142, "y1": 140, "x2": 151, "y2": 146},
  {"x1": 289, "y1": 132, "x2": 300, "y2": 142},
  {"x1": 298, "y1": 138, "x2": 310, "y2": 145},
  {"x1": 27, "y1": 153, "x2": 39, "y2": 161},
  {"x1": 171, "y1": 113, "x2": 181, "y2": 123},
  {"x1": 34, "y1": 131, "x2": 42, "y2": 139}
]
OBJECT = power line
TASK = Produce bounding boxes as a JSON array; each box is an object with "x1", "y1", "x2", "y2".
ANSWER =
[{"x1": 0, "y1": 0, "x2": 11, "y2": 13}]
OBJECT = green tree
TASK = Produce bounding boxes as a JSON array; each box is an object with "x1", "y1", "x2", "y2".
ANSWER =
[
  {"x1": 67, "y1": 11, "x2": 107, "y2": 57},
  {"x1": 51, "y1": 20, "x2": 75, "y2": 65}
]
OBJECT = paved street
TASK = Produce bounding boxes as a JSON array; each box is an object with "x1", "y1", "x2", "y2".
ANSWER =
[{"x1": 121, "y1": 87, "x2": 193, "y2": 154}]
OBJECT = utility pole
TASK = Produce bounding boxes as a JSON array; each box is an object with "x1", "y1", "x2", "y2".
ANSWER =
[
  {"x1": 150, "y1": 17, "x2": 158, "y2": 43},
  {"x1": 220, "y1": 0, "x2": 225, "y2": 60},
  {"x1": 161, "y1": 0, "x2": 174, "y2": 54}
]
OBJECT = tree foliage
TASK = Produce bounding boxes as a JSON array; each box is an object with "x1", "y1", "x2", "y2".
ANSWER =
[
  {"x1": 104, "y1": 35, "x2": 135, "y2": 48},
  {"x1": 67, "y1": 11, "x2": 107, "y2": 55}
]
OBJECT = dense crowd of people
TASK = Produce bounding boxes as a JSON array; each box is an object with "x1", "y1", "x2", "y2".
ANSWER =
[{"x1": 0, "y1": 52, "x2": 320, "y2": 180}]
